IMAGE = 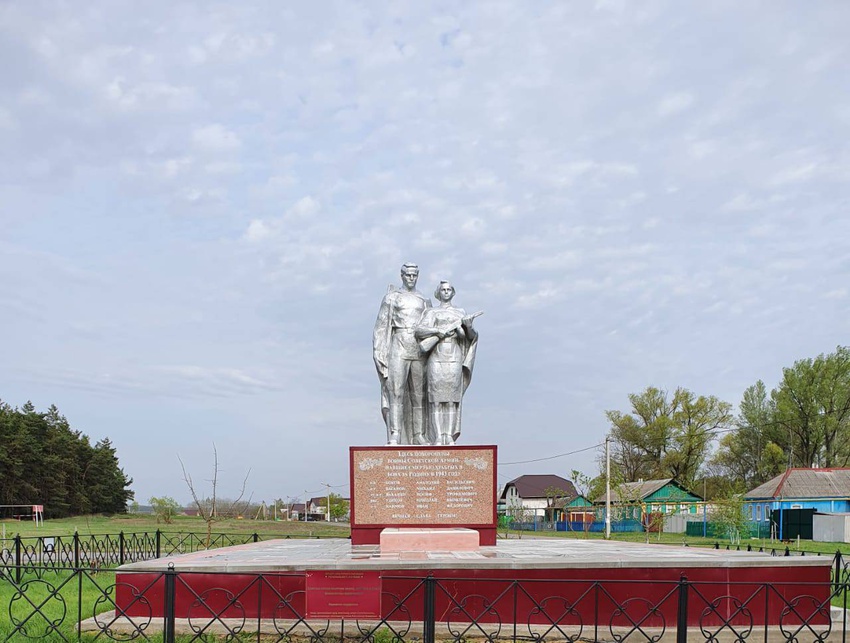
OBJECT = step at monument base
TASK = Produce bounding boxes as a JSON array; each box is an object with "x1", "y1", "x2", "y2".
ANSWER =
[{"x1": 380, "y1": 527, "x2": 479, "y2": 552}]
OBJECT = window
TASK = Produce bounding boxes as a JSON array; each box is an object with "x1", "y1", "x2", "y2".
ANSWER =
[
  {"x1": 764, "y1": 504, "x2": 770, "y2": 521},
  {"x1": 748, "y1": 505, "x2": 753, "y2": 520},
  {"x1": 791, "y1": 504, "x2": 802, "y2": 509},
  {"x1": 756, "y1": 505, "x2": 761, "y2": 521}
]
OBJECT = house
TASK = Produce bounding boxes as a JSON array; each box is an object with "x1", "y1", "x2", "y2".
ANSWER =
[
  {"x1": 594, "y1": 478, "x2": 703, "y2": 521},
  {"x1": 289, "y1": 502, "x2": 306, "y2": 520},
  {"x1": 552, "y1": 494, "x2": 595, "y2": 523},
  {"x1": 309, "y1": 497, "x2": 328, "y2": 517},
  {"x1": 500, "y1": 475, "x2": 578, "y2": 521},
  {"x1": 744, "y1": 468, "x2": 850, "y2": 524}
]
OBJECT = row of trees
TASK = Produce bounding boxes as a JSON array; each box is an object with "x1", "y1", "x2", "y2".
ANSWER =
[
  {"x1": 0, "y1": 401, "x2": 134, "y2": 517},
  {"x1": 606, "y1": 346, "x2": 850, "y2": 498}
]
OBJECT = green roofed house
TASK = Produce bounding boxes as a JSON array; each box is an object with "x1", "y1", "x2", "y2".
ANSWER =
[{"x1": 593, "y1": 478, "x2": 703, "y2": 522}]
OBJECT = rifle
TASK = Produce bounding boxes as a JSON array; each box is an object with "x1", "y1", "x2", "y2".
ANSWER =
[{"x1": 419, "y1": 311, "x2": 483, "y2": 353}]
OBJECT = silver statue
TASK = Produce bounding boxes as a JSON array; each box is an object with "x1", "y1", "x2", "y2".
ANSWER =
[
  {"x1": 415, "y1": 281, "x2": 481, "y2": 445},
  {"x1": 373, "y1": 263, "x2": 432, "y2": 445}
]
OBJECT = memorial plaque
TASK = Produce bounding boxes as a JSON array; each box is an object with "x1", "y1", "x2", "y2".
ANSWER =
[
  {"x1": 305, "y1": 570, "x2": 382, "y2": 619},
  {"x1": 350, "y1": 445, "x2": 496, "y2": 527}
]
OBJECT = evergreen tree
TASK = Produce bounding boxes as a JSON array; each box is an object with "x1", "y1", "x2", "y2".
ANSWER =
[{"x1": 0, "y1": 400, "x2": 134, "y2": 517}]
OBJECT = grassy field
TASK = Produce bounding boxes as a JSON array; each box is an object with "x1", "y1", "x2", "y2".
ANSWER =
[
  {"x1": 518, "y1": 526, "x2": 850, "y2": 556},
  {"x1": 1, "y1": 513, "x2": 352, "y2": 539},
  {"x1": 4, "y1": 514, "x2": 850, "y2": 558}
]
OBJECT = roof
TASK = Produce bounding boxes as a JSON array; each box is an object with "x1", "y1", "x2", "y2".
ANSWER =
[
  {"x1": 552, "y1": 494, "x2": 592, "y2": 509},
  {"x1": 593, "y1": 478, "x2": 702, "y2": 504},
  {"x1": 745, "y1": 468, "x2": 850, "y2": 500},
  {"x1": 500, "y1": 475, "x2": 577, "y2": 500}
]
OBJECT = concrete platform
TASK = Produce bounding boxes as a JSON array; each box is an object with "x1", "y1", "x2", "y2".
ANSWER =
[{"x1": 118, "y1": 537, "x2": 830, "y2": 573}]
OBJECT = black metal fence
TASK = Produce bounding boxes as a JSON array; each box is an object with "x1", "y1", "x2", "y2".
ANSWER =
[
  {"x1": 0, "y1": 567, "x2": 847, "y2": 642},
  {"x1": 0, "y1": 531, "x2": 288, "y2": 580}
]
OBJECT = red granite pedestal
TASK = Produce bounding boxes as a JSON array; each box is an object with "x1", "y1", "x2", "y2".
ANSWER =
[{"x1": 349, "y1": 445, "x2": 497, "y2": 546}]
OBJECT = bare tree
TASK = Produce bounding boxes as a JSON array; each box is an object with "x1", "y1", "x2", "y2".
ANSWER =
[{"x1": 178, "y1": 444, "x2": 252, "y2": 548}]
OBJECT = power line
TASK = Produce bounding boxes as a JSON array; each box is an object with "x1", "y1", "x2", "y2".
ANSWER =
[{"x1": 499, "y1": 442, "x2": 604, "y2": 466}]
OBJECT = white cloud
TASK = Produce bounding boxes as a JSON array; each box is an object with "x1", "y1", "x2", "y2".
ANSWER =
[
  {"x1": 657, "y1": 91, "x2": 695, "y2": 117},
  {"x1": 244, "y1": 219, "x2": 271, "y2": 242},
  {"x1": 288, "y1": 196, "x2": 320, "y2": 218},
  {"x1": 192, "y1": 124, "x2": 242, "y2": 151}
]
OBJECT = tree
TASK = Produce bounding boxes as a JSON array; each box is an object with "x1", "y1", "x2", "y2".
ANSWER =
[
  {"x1": 543, "y1": 485, "x2": 570, "y2": 523},
  {"x1": 149, "y1": 496, "x2": 180, "y2": 524},
  {"x1": 710, "y1": 381, "x2": 784, "y2": 490},
  {"x1": 713, "y1": 347, "x2": 850, "y2": 488},
  {"x1": 712, "y1": 495, "x2": 749, "y2": 544},
  {"x1": 0, "y1": 400, "x2": 133, "y2": 517},
  {"x1": 179, "y1": 444, "x2": 251, "y2": 548},
  {"x1": 328, "y1": 494, "x2": 349, "y2": 521},
  {"x1": 772, "y1": 347, "x2": 850, "y2": 468},
  {"x1": 606, "y1": 387, "x2": 732, "y2": 489}
]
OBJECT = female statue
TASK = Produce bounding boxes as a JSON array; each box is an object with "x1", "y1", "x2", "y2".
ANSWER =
[{"x1": 415, "y1": 281, "x2": 481, "y2": 445}]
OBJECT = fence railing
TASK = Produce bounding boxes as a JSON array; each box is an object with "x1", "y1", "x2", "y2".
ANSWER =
[
  {"x1": 0, "y1": 567, "x2": 846, "y2": 642},
  {"x1": 0, "y1": 530, "x2": 331, "y2": 580}
]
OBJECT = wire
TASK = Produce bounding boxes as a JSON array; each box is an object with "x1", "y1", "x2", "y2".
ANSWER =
[{"x1": 499, "y1": 442, "x2": 604, "y2": 466}]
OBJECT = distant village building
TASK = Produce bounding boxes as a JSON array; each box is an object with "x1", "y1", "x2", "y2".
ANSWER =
[
  {"x1": 500, "y1": 474, "x2": 580, "y2": 521},
  {"x1": 594, "y1": 478, "x2": 703, "y2": 521},
  {"x1": 744, "y1": 468, "x2": 850, "y2": 523}
]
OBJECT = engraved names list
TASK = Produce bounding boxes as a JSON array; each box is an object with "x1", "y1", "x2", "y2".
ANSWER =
[{"x1": 351, "y1": 446, "x2": 495, "y2": 526}]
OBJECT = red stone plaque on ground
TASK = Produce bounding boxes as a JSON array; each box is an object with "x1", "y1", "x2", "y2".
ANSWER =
[
  {"x1": 305, "y1": 570, "x2": 382, "y2": 619},
  {"x1": 350, "y1": 445, "x2": 497, "y2": 545}
]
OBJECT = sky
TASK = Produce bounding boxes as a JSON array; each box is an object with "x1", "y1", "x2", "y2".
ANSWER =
[{"x1": 1, "y1": 1, "x2": 849, "y2": 507}]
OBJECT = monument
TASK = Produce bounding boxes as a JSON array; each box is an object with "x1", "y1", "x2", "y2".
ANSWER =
[
  {"x1": 372, "y1": 265, "x2": 482, "y2": 446},
  {"x1": 357, "y1": 263, "x2": 494, "y2": 545},
  {"x1": 110, "y1": 261, "x2": 833, "y2": 637}
]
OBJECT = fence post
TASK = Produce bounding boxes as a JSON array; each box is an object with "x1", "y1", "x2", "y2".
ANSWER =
[
  {"x1": 73, "y1": 531, "x2": 80, "y2": 569},
  {"x1": 156, "y1": 530, "x2": 161, "y2": 559},
  {"x1": 676, "y1": 575, "x2": 689, "y2": 643},
  {"x1": 119, "y1": 531, "x2": 125, "y2": 565},
  {"x1": 163, "y1": 563, "x2": 176, "y2": 643},
  {"x1": 835, "y1": 551, "x2": 843, "y2": 591},
  {"x1": 253, "y1": 532, "x2": 259, "y2": 543},
  {"x1": 14, "y1": 534, "x2": 22, "y2": 584},
  {"x1": 423, "y1": 575, "x2": 436, "y2": 643},
  {"x1": 784, "y1": 546, "x2": 790, "y2": 557}
]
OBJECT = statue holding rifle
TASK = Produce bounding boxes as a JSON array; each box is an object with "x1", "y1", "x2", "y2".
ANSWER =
[
  {"x1": 374, "y1": 267, "x2": 482, "y2": 446},
  {"x1": 415, "y1": 280, "x2": 482, "y2": 446}
]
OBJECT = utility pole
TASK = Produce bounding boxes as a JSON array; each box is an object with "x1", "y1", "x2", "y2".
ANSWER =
[
  {"x1": 605, "y1": 435, "x2": 611, "y2": 540},
  {"x1": 323, "y1": 483, "x2": 331, "y2": 522}
]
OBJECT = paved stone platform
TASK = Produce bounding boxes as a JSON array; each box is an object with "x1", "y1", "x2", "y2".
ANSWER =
[{"x1": 118, "y1": 537, "x2": 830, "y2": 573}]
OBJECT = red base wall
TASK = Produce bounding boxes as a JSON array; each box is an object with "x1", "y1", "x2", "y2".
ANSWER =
[{"x1": 116, "y1": 564, "x2": 831, "y2": 627}]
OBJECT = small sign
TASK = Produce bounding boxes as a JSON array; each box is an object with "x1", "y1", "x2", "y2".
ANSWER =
[{"x1": 305, "y1": 570, "x2": 382, "y2": 619}]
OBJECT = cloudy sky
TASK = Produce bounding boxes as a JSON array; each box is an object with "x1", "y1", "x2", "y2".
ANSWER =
[{"x1": 2, "y1": 2, "x2": 848, "y2": 506}]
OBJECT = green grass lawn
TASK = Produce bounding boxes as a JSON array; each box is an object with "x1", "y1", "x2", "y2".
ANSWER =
[
  {"x1": 5, "y1": 513, "x2": 850, "y2": 557},
  {"x1": 502, "y1": 524, "x2": 850, "y2": 557},
  {"x1": 1, "y1": 513, "x2": 351, "y2": 539}
]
